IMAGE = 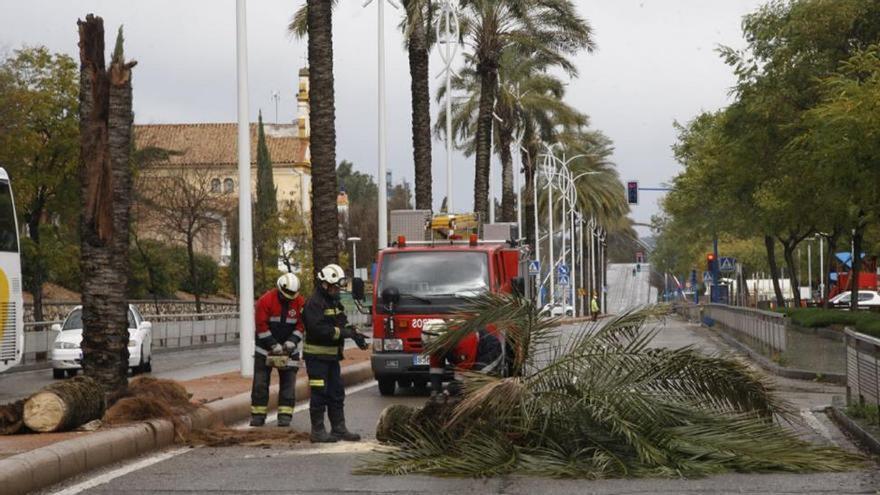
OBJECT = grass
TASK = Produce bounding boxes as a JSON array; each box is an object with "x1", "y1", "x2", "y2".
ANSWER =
[
  {"x1": 846, "y1": 403, "x2": 880, "y2": 425},
  {"x1": 781, "y1": 308, "x2": 880, "y2": 338}
]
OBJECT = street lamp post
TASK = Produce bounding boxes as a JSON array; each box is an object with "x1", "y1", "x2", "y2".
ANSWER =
[
  {"x1": 347, "y1": 236, "x2": 361, "y2": 278},
  {"x1": 235, "y1": 0, "x2": 255, "y2": 378},
  {"x1": 437, "y1": 1, "x2": 460, "y2": 215}
]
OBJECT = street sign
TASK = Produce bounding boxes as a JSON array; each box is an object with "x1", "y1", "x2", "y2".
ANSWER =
[
  {"x1": 703, "y1": 271, "x2": 712, "y2": 284},
  {"x1": 719, "y1": 257, "x2": 736, "y2": 273},
  {"x1": 528, "y1": 260, "x2": 540, "y2": 276},
  {"x1": 557, "y1": 264, "x2": 569, "y2": 277},
  {"x1": 559, "y1": 274, "x2": 570, "y2": 286}
]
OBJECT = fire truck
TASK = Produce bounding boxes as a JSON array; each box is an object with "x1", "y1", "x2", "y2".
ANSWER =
[{"x1": 351, "y1": 211, "x2": 526, "y2": 396}]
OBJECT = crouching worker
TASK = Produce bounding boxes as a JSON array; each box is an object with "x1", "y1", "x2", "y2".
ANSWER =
[
  {"x1": 426, "y1": 328, "x2": 505, "y2": 399},
  {"x1": 251, "y1": 273, "x2": 305, "y2": 427},
  {"x1": 303, "y1": 263, "x2": 369, "y2": 443}
]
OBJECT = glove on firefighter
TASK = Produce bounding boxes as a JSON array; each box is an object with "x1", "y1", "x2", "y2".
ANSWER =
[
  {"x1": 283, "y1": 338, "x2": 300, "y2": 354},
  {"x1": 270, "y1": 343, "x2": 284, "y2": 355},
  {"x1": 352, "y1": 332, "x2": 369, "y2": 350}
]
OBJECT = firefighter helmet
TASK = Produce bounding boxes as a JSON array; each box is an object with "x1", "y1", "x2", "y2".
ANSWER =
[
  {"x1": 317, "y1": 263, "x2": 347, "y2": 287},
  {"x1": 277, "y1": 273, "x2": 300, "y2": 299}
]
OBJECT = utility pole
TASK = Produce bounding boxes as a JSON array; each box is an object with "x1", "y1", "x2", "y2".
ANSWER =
[
  {"x1": 437, "y1": 1, "x2": 459, "y2": 215},
  {"x1": 235, "y1": 0, "x2": 255, "y2": 377}
]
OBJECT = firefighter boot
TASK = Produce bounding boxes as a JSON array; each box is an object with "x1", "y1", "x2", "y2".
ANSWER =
[
  {"x1": 329, "y1": 407, "x2": 361, "y2": 441},
  {"x1": 249, "y1": 414, "x2": 266, "y2": 427},
  {"x1": 309, "y1": 409, "x2": 338, "y2": 443},
  {"x1": 277, "y1": 414, "x2": 292, "y2": 427}
]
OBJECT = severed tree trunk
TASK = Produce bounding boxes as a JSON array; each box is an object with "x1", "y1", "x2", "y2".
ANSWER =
[
  {"x1": 23, "y1": 376, "x2": 106, "y2": 432},
  {"x1": 407, "y1": 6, "x2": 432, "y2": 211},
  {"x1": 308, "y1": 0, "x2": 340, "y2": 270},
  {"x1": 78, "y1": 15, "x2": 136, "y2": 394},
  {"x1": 0, "y1": 399, "x2": 25, "y2": 435}
]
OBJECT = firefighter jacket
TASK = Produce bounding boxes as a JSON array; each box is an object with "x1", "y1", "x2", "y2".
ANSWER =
[
  {"x1": 302, "y1": 286, "x2": 349, "y2": 361},
  {"x1": 254, "y1": 288, "x2": 305, "y2": 356},
  {"x1": 428, "y1": 329, "x2": 503, "y2": 376}
]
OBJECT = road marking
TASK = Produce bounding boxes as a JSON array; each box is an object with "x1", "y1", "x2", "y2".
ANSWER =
[
  {"x1": 48, "y1": 447, "x2": 193, "y2": 495},
  {"x1": 47, "y1": 380, "x2": 379, "y2": 494},
  {"x1": 800, "y1": 409, "x2": 835, "y2": 444},
  {"x1": 243, "y1": 441, "x2": 380, "y2": 458}
]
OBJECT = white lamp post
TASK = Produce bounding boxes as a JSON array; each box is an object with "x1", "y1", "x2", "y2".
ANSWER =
[
  {"x1": 437, "y1": 0, "x2": 460, "y2": 214},
  {"x1": 235, "y1": 0, "x2": 255, "y2": 378},
  {"x1": 347, "y1": 236, "x2": 361, "y2": 277}
]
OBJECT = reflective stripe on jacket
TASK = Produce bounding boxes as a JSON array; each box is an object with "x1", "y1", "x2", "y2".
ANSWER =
[
  {"x1": 302, "y1": 287, "x2": 348, "y2": 360},
  {"x1": 254, "y1": 288, "x2": 305, "y2": 355}
]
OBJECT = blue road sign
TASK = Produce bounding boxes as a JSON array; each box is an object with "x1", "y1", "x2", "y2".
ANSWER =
[
  {"x1": 703, "y1": 271, "x2": 712, "y2": 283},
  {"x1": 559, "y1": 274, "x2": 570, "y2": 286},
  {"x1": 719, "y1": 257, "x2": 736, "y2": 272},
  {"x1": 528, "y1": 260, "x2": 541, "y2": 276},
  {"x1": 557, "y1": 264, "x2": 569, "y2": 277}
]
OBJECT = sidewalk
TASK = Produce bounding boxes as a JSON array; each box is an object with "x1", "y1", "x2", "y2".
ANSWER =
[{"x1": 0, "y1": 348, "x2": 371, "y2": 459}]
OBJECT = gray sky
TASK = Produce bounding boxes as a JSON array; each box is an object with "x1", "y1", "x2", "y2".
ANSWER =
[{"x1": 0, "y1": 0, "x2": 764, "y2": 235}]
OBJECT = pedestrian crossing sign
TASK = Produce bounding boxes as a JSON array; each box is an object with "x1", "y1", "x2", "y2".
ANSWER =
[
  {"x1": 719, "y1": 257, "x2": 736, "y2": 272},
  {"x1": 559, "y1": 274, "x2": 570, "y2": 286},
  {"x1": 528, "y1": 260, "x2": 540, "y2": 275}
]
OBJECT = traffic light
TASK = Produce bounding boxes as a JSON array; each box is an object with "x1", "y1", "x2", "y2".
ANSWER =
[
  {"x1": 627, "y1": 181, "x2": 638, "y2": 205},
  {"x1": 706, "y1": 253, "x2": 716, "y2": 272}
]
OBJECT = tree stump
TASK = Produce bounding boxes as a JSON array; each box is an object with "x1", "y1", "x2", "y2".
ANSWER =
[
  {"x1": 376, "y1": 404, "x2": 418, "y2": 443},
  {"x1": 23, "y1": 376, "x2": 106, "y2": 432}
]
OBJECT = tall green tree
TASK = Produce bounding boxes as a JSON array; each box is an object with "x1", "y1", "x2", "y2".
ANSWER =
[
  {"x1": 455, "y1": 0, "x2": 593, "y2": 223},
  {"x1": 78, "y1": 17, "x2": 137, "y2": 393},
  {"x1": 254, "y1": 111, "x2": 279, "y2": 291},
  {"x1": 0, "y1": 46, "x2": 79, "y2": 321}
]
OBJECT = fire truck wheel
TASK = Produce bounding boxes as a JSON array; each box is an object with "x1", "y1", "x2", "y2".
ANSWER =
[{"x1": 378, "y1": 378, "x2": 397, "y2": 396}]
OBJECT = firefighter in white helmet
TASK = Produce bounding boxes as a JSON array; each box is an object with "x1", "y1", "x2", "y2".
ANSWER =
[
  {"x1": 250, "y1": 273, "x2": 305, "y2": 427},
  {"x1": 302, "y1": 263, "x2": 368, "y2": 442}
]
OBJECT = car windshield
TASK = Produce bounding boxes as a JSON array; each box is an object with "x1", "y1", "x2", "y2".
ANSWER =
[
  {"x1": 378, "y1": 251, "x2": 489, "y2": 300},
  {"x1": 62, "y1": 309, "x2": 82, "y2": 330}
]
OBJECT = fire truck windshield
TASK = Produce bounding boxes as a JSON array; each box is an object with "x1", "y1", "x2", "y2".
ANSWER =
[{"x1": 378, "y1": 251, "x2": 489, "y2": 308}]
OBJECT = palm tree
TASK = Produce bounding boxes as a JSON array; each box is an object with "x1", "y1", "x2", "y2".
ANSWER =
[
  {"x1": 359, "y1": 294, "x2": 862, "y2": 477},
  {"x1": 301, "y1": 0, "x2": 340, "y2": 270},
  {"x1": 78, "y1": 17, "x2": 137, "y2": 393},
  {"x1": 456, "y1": 0, "x2": 594, "y2": 223},
  {"x1": 291, "y1": 1, "x2": 436, "y2": 211}
]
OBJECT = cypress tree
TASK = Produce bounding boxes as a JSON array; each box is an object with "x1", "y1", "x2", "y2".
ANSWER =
[{"x1": 254, "y1": 111, "x2": 278, "y2": 290}]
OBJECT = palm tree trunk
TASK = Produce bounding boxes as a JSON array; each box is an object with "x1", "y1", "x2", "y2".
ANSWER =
[
  {"x1": 473, "y1": 66, "x2": 497, "y2": 223},
  {"x1": 522, "y1": 145, "x2": 537, "y2": 248},
  {"x1": 499, "y1": 126, "x2": 515, "y2": 223},
  {"x1": 764, "y1": 236, "x2": 785, "y2": 308},
  {"x1": 308, "y1": 0, "x2": 340, "y2": 270},
  {"x1": 850, "y1": 222, "x2": 864, "y2": 312},
  {"x1": 78, "y1": 15, "x2": 134, "y2": 393},
  {"x1": 408, "y1": 19, "x2": 432, "y2": 211}
]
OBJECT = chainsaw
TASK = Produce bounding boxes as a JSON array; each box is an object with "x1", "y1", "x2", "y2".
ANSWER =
[{"x1": 265, "y1": 352, "x2": 298, "y2": 369}]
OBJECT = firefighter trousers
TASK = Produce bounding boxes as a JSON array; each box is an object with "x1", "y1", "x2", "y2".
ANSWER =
[
  {"x1": 305, "y1": 358, "x2": 344, "y2": 414},
  {"x1": 250, "y1": 353, "x2": 297, "y2": 417}
]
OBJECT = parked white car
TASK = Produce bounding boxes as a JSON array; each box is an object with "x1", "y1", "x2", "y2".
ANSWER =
[
  {"x1": 50, "y1": 305, "x2": 153, "y2": 379},
  {"x1": 540, "y1": 303, "x2": 574, "y2": 317},
  {"x1": 828, "y1": 290, "x2": 880, "y2": 308}
]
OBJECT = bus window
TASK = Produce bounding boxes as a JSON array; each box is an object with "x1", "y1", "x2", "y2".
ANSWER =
[{"x1": 0, "y1": 183, "x2": 18, "y2": 252}]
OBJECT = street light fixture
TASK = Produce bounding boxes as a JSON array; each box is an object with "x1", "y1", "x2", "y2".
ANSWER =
[{"x1": 347, "y1": 236, "x2": 362, "y2": 277}]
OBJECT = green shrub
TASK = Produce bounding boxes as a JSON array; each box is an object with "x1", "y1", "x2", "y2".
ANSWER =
[{"x1": 783, "y1": 308, "x2": 880, "y2": 338}]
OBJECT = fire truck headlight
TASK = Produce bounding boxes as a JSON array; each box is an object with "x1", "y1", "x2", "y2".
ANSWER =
[{"x1": 383, "y1": 338, "x2": 403, "y2": 351}]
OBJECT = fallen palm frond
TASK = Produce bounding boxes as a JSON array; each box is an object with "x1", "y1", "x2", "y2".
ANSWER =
[{"x1": 357, "y1": 293, "x2": 864, "y2": 478}]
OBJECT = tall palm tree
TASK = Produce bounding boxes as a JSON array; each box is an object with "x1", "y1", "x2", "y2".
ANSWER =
[
  {"x1": 296, "y1": 0, "x2": 340, "y2": 270},
  {"x1": 78, "y1": 17, "x2": 137, "y2": 393},
  {"x1": 291, "y1": 1, "x2": 436, "y2": 211},
  {"x1": 456, "y1": 0, "x2": 593, "y2": 223}
]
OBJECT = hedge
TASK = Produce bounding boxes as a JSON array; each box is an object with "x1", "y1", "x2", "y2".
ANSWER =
[{"x1": 783, "y1": 308, "x2": 880, "y2": 339}]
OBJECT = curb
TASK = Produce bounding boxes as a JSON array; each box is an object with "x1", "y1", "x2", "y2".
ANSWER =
[
  {"x1": 0, "y1": 360, "x2": 374, "y2": 495},
  {"x1": 826, "y1": 406, "x2": 880, "y2": 456},
  {"x1": 711, "y1": 326, "x2": 846, "y2": 385}
]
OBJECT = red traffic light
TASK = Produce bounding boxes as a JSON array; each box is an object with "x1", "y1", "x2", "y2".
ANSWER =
[{"x1": 707, "y1": 253, "x2": 715, "y2": 261}]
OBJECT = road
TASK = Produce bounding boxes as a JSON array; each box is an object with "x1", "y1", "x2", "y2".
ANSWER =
[
  {"x1": 607, "y1": 263, "x2": 656, "y2": 313},
  {"x1": 38, "y1": 320, "x2": 879, "y2": 495}
]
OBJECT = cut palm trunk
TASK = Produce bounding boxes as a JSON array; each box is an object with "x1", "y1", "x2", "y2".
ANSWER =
[
  {"x1": 23, "y1": 376, "x2": 106, "y2": 433},
  {"x1": 0, "y1": 399, "x2": 25, "y2": 435}
]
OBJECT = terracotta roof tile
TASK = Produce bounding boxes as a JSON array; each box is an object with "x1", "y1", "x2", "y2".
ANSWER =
[{"x1": 134, "y1": 123, "x2": 308, "y2": 167}]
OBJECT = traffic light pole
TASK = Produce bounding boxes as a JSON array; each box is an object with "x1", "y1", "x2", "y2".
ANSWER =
[{"x1": 712, "y1": 235, "x2": 720, "y2": 303}]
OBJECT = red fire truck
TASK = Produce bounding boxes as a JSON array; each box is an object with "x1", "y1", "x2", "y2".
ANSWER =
[{"x1": 351, "y1": 226, "x2": 525, "y2": 396}]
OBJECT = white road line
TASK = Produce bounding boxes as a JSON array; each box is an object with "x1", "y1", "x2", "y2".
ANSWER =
[
  {"x1": 48, "y1": 447, "x2": 193, "y2": 495},
  {"x1": 48, "y1": 380, "x2": 379, "y2": 494}
]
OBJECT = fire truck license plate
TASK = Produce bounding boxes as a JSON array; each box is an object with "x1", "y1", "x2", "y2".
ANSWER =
[{"x1": 413, "y1": 354, "x2": 429, "y2": 366}]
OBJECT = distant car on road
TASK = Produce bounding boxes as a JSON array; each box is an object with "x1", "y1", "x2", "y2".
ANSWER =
[
  {"x1": 540, "y1": 303, "x2": 574, "y2": 317},
  {"x1": 50, "y1": 305, "x2": 153, "y2": 379},
  {"x1": 828, "y1": 290, "x2": 880, "y2": 308}
]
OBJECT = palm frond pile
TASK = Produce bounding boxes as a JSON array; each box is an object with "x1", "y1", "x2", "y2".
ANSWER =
[{"x1": 357, "y1": 293, "x2": 863, "y2": 478}]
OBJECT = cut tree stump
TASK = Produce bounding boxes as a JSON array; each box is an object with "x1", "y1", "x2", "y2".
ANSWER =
[{"x1": 23, "y1": 376, "x2": 106, "y2": 432}]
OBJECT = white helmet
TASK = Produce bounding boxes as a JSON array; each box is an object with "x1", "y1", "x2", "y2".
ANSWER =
[
  {"x1": 317, "y1": 263, "x2": 347, "y2": 287},
  {"x1": 277, "y1": 273, "x2": 300, "y2": 299}
]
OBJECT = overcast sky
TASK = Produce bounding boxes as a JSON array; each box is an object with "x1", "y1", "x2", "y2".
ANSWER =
[{"x1": 0, "y1": 0, "x2": 764, "y2": 236}]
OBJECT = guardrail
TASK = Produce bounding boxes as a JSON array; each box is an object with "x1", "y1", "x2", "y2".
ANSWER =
[
  {"x1": 845, "y1": 329, "x2": 880, "y2": 420},
  {"x1": 672, "y1": 302, "x2": 701, "y2": 323},
  {"x1": 20, "y1": 312, "x2": 240, "y2": 366},
  {"x1": 703, "y1": 304, "x2": 787, "y2": 353}
]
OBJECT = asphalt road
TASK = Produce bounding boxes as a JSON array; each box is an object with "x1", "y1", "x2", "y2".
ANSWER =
[
  {"x1": 38, "y1": 321, "x2": 880, "y2": 495},
  {"x1": 607, "y1": 263, "x2": 656, "y2": 314}
]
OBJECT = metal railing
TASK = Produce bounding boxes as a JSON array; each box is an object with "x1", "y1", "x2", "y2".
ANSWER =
[
  {"x1": 704, "y1": 304, "x2": 787, "y2": 353},
  {"x1": 20, "y1": 312, "x2": 240, "y2": 366},
  {"x1": 845, "y1": 328, "x2": 880, "y2": 424},
  {"x1": 672, "y1": 302, "x2": 701, "y2": 323}
]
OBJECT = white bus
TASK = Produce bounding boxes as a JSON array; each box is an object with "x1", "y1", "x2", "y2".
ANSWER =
[{"x1": 0, "y1": 168, "x2": 23, "y2": 372}]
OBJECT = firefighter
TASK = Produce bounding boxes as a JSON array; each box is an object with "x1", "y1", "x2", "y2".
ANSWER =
[
  {"x1": 426, "y1": 329, "x2": 505, "y2": 398},
  {"x1": 303, "y1": 263, "x2": 369, "y2": 443},
  {"x1": 250, "y1": 273, "x2": 305, "y2": 427}
]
